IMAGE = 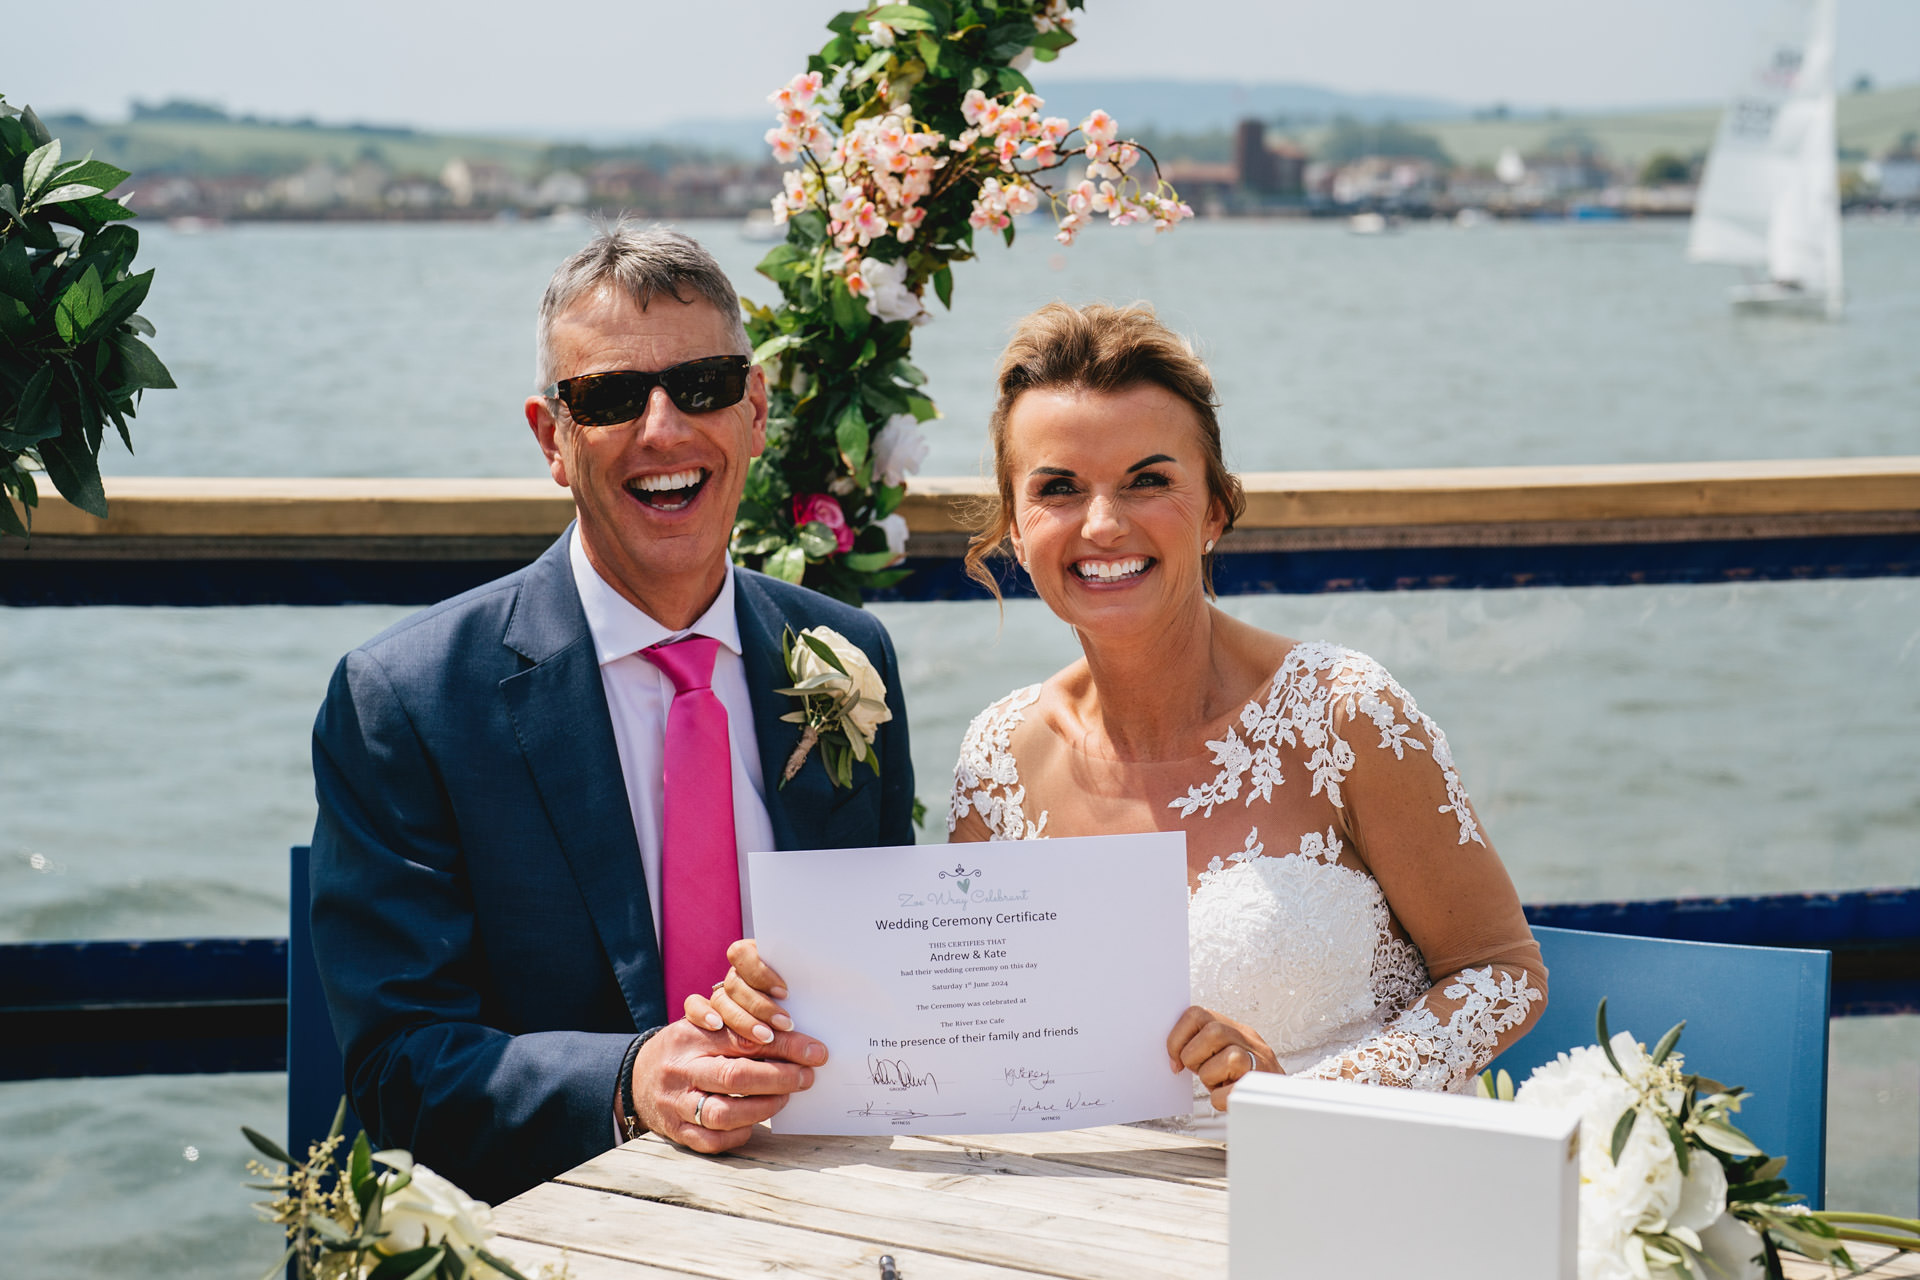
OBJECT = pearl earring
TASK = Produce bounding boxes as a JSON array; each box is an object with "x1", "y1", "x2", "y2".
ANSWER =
[{"x1": 1204, "y1": 538, "x2": 1216, "y2": 554}]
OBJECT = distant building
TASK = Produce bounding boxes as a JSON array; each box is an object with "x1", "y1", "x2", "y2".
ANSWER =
[
  {"x1": 440, "y1": 158, "x2": 525, "y2": 208},
  {"x1": 533, "y1": 170, "x2": 591, "y2": 209},
  {"x1": 1231, "y1": 120, "x2": 1306, "y2": 197},
  {"x1": 1329, "y1": 156, "x2": 1440, "y2": 206},
  {"x1": 1866, "y1": 137, "x2": 1920, "y2": 202}
]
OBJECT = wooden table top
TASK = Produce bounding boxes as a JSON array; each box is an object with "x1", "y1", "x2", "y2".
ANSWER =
[{"x1": 492, "y1": 1124, "x2": 1918, "y2": 1279}]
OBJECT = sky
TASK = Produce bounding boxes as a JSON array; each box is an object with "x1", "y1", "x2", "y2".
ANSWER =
[{"x1": 6, "y1": 0, "x2": 1919, "y2": 136}]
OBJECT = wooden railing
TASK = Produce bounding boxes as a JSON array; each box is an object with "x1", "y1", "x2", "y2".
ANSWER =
[{"x1": 4, "y1": 456, "x2": 1917, "y2": 603}]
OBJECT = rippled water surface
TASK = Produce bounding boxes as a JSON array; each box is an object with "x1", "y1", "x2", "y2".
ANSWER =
[{"x1": 2, "y1": 217, "x2": 1916, "y2": 1274}]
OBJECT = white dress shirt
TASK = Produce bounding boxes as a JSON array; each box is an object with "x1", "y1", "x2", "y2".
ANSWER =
[{"x1": 568, "y1": 527, "x2": 775, "y2": 942}]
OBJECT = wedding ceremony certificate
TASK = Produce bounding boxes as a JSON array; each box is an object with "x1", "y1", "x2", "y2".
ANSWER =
[{"x1": 748, "y1": 833, "x2": 1194, "y2": 1136}]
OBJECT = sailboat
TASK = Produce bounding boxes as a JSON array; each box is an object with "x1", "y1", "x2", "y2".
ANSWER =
[{"x1": 1687, "y1": 0, "x2": 1843, "y2": 317}]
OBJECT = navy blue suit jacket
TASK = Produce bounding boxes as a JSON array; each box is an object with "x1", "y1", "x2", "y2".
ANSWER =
[{"x1": 309, "y1": 532, "x2": 914, "y2": 1204}]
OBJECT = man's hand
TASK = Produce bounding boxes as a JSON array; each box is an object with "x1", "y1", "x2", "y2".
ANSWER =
[{"x1": 630, "y1": 1017, "x2": 826, "y2": 1153}]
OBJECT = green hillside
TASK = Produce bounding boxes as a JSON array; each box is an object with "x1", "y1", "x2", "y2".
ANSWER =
[
  {"x1": 35, "y1": 114, "x2": 557, "y2": 179},
  {"x1": 1395, "y1": 82, "x2": 1920, "y2": 168}
]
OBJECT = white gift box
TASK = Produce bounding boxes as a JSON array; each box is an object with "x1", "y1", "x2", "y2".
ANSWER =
[{"x1": 1228, "y1": 1073, "x2": 1579, "y2": 1279}]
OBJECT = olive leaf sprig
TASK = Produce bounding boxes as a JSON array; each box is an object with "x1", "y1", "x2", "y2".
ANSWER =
[
  {"x1": 777, "y1": 626, "x2": 888, "y2": 790},
  {"x1": 241, "y1": 1099, "x2": 557, "y2": 1280}
]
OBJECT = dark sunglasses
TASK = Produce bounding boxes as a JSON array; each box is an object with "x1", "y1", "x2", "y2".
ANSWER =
[{"x1": 543, "y1": 355, "x2": 751, "y2": 427}]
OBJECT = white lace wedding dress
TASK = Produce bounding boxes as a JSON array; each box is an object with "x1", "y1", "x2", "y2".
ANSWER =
[{"x1": 949, "y1": 641, "x2": 1545, "y2": 1123}]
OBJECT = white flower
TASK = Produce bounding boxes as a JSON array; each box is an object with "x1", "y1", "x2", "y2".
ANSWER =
[
  {"x1": 372, "y1": 1152, "x2": 497, "y2": 1269},
  {"x1": 1515, "y1": 1035, "x2": 1761, "y2": 1280},
  {"x1": 790, "y1": 626, "x2": 893, "y2": 745},
  {"x1": 879, "y1": 513, "x2": 909, "y2": 564},
  {"x1": 870, "y1": 414, "x2": 929, "y2": 486},
  {"x1": 857, "y1": 256, "x2": 924, "y2": 324}
]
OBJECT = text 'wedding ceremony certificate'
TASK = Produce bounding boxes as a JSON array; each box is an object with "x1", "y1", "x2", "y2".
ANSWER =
[{"x1": 748, "y1": 833, "x2": 1194, "y2": 1136}]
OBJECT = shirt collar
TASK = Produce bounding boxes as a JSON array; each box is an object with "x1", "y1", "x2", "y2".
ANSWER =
[{"x1": 568, "y1": 524, "x2": 743, "y2": 666}]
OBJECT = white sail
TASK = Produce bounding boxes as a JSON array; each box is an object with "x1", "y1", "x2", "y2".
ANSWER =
[{"x1": 1687, "y1": 0, "x2": 1843, "y2": 315}]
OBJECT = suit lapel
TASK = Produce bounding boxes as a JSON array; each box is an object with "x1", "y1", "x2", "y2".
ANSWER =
[
  {"x1": 736, "y1": 571, "x2": 837, "y2": 852},
  {"x1": 499, "y1": 534, "x2": 664, "y2": 1027}
]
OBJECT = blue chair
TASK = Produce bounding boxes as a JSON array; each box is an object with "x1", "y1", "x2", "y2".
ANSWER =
[
  {"x1": 288, "y1": 845, "x2": 360, "y2": 1164},
  {"x1": 1488, "y1": 925, "x2": 1832, "y2": 1208}
]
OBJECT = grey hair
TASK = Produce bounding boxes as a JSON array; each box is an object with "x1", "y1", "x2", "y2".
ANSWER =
[{"x1": 534, "y1": 219, "x2": 751, "y2": 389}]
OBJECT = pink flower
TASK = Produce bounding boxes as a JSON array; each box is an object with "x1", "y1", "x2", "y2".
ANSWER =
[
  {"x1": 960, "y1": 90, "x2": 989, "y2": 125},
  {"x1": 767, "y1": 128, "x2": 800, "y2": 164},
  {"x1": 1040, "y1": 116, "x2": 1071, "y2": 145},
  {"x1": 793, "y1": 494, "x2": 856, "y2": 554},
  {"x1": 1081, "y1": 110, "x2": 1118, "y2": 146}
]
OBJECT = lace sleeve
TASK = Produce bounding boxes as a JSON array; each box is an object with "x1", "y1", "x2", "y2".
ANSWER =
[
  {"x1": 947, "y1": 685, "x2": 1047, "y2": 842},
  {"x1": 1297, "y1": 650, "x2": 1546, "y2": 1090}
]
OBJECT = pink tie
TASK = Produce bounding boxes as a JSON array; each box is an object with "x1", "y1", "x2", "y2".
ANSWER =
[{"x1": 640, "y1": 636, "x2": 742, "y2": 1014}]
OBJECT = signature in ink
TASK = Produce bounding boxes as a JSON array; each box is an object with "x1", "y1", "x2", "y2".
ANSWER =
[
  {"x1": 867, "y1": 1054, "x2": 940, "y2": 1091},
  {"x1": 1008, "y1": 1091, "x2": 1111, "y2": 1124},
  {"x1": 1003, "y1": 1065, "x2": 1056, "y2": 1091},
  {"x1": 847, "y1": 1100, "x2": 965, "y2": 1123}
]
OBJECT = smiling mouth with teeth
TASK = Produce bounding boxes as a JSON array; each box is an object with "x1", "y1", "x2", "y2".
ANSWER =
[
  {"x1": 627, "y1": 468, "x2": 709, "y2": 511},
  {"x1": 1073, "y1": 557, "x2": 1153, "y2": 583}
]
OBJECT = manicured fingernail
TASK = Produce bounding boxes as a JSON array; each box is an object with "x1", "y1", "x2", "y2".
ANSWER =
[
  {"x1": 704, "y1": 1012, "x2": 722, "y2": 1030},
  {"x1": 772, "y1": 1014, "x2": 793, "y2": 1032},
  {"x1": 803, "y1": 1043, "x2": 825, "y2": 1064},
  {"x1": 770, "y1": 986, "x2": 788, "y2": 999},
  {"x1": 751, "y1": 1023, "x2": 774, "y2": 1044}
]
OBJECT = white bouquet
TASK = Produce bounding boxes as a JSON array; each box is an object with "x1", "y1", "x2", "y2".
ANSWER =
[
  {"x1": 243, "y1": 1102, "x2": 565, "y2": 1280},
  {"x1": 1483, "y1": 1000, "x2": 1918, "y2": 1280}
]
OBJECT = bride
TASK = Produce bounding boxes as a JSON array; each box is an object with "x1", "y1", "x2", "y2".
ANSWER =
[
  {"x1": 690, "y1": 301, "x2": 1545, "y2": 1116},
  {"x1": 944, "y1": 301, "x2": 1545, "y2": 1112}
]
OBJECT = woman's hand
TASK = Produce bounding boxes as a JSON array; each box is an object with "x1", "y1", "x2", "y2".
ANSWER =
[
  {"x1": 682, "y1": 939, "x2": 796, "y2": 1046},
  {"x1": 1167, "y1": 1005, "x2": 1280, "y2": 1112}
]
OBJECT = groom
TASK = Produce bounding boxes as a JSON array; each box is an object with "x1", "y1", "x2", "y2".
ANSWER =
[{"x1": 309, "y1": 224, "x2": 915, "y2": 1205}]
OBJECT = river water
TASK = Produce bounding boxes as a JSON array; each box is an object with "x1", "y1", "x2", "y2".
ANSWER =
[{"x1": 1, "y1": 216, "x2": 1916, "y2": 1274}]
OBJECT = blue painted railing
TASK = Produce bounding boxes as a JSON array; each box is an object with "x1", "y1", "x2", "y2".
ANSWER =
[{"x1": 5, "y1": 887, "x2": 1914, "y2": 1084}]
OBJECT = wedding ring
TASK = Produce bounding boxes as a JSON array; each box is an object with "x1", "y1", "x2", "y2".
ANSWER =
[{"x1": 693, "y1": 1092, "x2": 711, "y2": 1128}]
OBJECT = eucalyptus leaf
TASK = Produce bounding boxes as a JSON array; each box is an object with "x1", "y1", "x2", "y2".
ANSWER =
[{"x1": 842, "y1": 550, "x2": 901, "y2": 572}]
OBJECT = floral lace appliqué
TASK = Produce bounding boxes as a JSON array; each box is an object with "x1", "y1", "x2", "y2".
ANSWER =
[
  {"x1": 1299, "y1": 964, "x2": 1542, "y2": 1092},
  {"x1": 1170, "y1": 642, "x2": 1484, "y2": 847},
  {"x1": 948, "y1": 684, "x2": 1049, "y2": 840}
]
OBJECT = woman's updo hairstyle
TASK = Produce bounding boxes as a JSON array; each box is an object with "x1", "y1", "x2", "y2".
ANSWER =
[{"x1": 964, "y1": 301, "x2": 1246, "y2": 599}]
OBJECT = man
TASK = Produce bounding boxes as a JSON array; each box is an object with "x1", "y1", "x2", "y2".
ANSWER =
[{"x1": 310, "y1": 225, "x2": 915, "y2": 1205}]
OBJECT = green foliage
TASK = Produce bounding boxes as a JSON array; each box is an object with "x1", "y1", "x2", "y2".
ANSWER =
[
  {"x1": 0, "y1": 94, "x2": 172, "y2": 538},
  {"x1": 734, "y1": 2, "x2": 1089, "y2": 605},
  {"x1": 244, "y1": 1099, "x2": 547, "y2": 1280},
  {"x1": 1638, "y1": 151, "x2": 1694, "y2": 185}
]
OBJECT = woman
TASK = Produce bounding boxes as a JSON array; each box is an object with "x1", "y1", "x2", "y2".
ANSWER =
[
  {"x1": 694, "y1": 302, "x2": 1545, "y2": 1116},
  {"x1": 944, "y1": 301, "x2": 1545, "y2": 1113}
]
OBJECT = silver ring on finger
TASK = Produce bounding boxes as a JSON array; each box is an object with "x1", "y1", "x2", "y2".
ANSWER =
[
  {"x1": 1237, "y1": 1047, "x2": 1255, "y2": 1078},
  {"x1": 693, "y1": 1092, "x2": 711, "y2": 1128}
]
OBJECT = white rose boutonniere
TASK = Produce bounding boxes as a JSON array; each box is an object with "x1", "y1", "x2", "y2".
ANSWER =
[{"x1": 778, "y1": 625, "x2": 893, "y2": 788}]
